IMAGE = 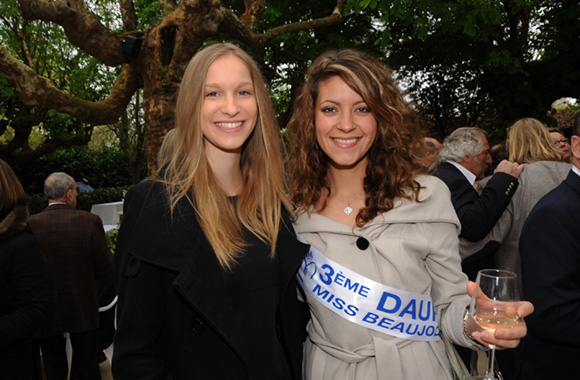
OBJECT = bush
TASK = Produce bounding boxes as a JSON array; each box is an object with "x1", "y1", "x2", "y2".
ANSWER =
[
  {"x1": 106, "y1": 227, "x2": 119, "y2": 254},
  {"x1": 14, "y1": 146, "x2": 145, "y2": 194}
]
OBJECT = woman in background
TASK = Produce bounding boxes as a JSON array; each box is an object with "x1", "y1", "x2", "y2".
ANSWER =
[
  {"x1": 460, "y1": 117, "x2": 571, "y2": 380},
  {"x1": 0, "y1": 159, "x2": 51, "y2": 380},
  {"x1": 286, "y1": 49, "x2": 532, "y2": 380},
  {"x1": 548, "y1": 127, "x2": 572, "y2": 163},
  {"x1": 112, "y1": 43, "x2": 309, "y2": 380},
  {"x1": 462, "y1": 118, "x2": 572, "y2": 281}
]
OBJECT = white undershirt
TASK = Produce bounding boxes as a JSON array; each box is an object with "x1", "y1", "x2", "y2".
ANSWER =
[{"x1": 449, "y1": 161, "x2": 476, "y2": 186}]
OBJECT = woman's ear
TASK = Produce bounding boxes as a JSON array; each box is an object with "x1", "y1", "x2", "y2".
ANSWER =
[{"x1": 571, "y1": 135, "x2": 580, "y2": 163}]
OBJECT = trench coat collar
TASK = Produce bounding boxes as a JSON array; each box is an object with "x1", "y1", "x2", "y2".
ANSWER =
[{"x1": 295, "y1": 174, "x2": 460, "y2": 236}]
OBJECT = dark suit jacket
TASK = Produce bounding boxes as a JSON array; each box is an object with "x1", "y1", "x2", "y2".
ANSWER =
[
  {"x1": 517, "y1": 169, "x2": 580, "y2": 379},
  {"x1": 28, "y1": 204, "x2": 113, "y2": 336},
  {"x1": 112, "y1": 181, "x2": 310, "y2": 380},
  {"x1": 435, "y1": 162, "x2": 518, "y2": 242}
]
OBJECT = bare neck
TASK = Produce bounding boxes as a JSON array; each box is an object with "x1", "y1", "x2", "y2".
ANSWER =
[
  {"x1": 207, "y1": 152, "x2": 244, "y2": 196},
  {"x1": 326, "y1": 165, "x2": 366, "y2": 198}
]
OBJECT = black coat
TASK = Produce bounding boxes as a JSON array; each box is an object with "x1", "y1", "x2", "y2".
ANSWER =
[
  {"x1": 434, "y1": 162, "x2": 518, "y2": 242},
  {"x1": 435, "y1": 162, "x2": 519, "y2": 281},
  {"x1": 0, "y1": 206, "x2": 51, "y2": 380},
  {"x1": 112, "y1": 181, "x2": 310, "y2": 380},
  {"x1": 517, "y1": 170, "x2": 580, "y2": 379}
]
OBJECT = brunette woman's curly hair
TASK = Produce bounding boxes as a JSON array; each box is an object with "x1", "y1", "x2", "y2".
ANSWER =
[{"x1": 286, "y1": 49, "x2": 425, "y2": 227}]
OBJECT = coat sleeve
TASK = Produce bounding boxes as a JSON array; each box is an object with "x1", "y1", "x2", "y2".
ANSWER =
[
  {"x1": 457, "y1": 173, "x2": 518, "y2": 242},
  {"x1": 436, "y1": 165, "x2": 518, "y2": 242},
  {"x1": 520, "y1": 196, "x2": 580, "y2": 346},
  {"x1": 112, "y1": 184, "x2": 174, "y2": 380},
  {"x1": 421, "y1": 220, "x2": 482, "y2": 349},
  {"x1": 0, "y1": 233, "x2": 51, "y2": 348},
  {"x1": 458, "y1": 197, "x2": 514, "y2": 262}
]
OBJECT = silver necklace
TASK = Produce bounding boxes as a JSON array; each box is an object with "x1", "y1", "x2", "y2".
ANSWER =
[{"x1": 331, "y1": 190, "x2": 364, "y2": 215}]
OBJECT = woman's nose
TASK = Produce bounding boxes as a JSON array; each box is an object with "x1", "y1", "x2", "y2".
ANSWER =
[
  {"x1": 338, "y1": 114, "x2": 355, "y2": 132},
  {"x1": 221, "y1": 95, "x2": 239, "y2": 116}
]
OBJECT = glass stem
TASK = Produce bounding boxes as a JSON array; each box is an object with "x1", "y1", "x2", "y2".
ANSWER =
[{"x1": 487, "y1": 345, "x2": 496, "y2": 379}]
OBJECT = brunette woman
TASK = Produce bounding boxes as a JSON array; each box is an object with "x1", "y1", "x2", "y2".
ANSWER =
[
  {"x1": 0, "y1": 159, "x2": 51, "y2": 380},
  {"x1": 286, "y1": 49, "x2": 533, "y2": 380}
]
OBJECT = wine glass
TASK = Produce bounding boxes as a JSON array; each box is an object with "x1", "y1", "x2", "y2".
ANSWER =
[{"x1": 469, "y1": 269, "x2": 521, "y2": 380}]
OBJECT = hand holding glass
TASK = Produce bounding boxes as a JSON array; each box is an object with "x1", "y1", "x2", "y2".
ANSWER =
[{"x1": 469, "y1": 269, "x2": 521, "y2": 380}]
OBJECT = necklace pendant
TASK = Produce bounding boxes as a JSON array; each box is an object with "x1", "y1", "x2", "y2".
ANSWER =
[{"x1": 343, "y1": 205, "x2": 354, "y2": 215}]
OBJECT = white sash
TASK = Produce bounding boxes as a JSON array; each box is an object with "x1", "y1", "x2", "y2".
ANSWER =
[{"x1": 297, "y1": 242, "x2": 441, "y2": 342}]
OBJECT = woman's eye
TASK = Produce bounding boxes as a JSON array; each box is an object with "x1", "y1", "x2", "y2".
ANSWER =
[
  {"x1": 206, "y1": 91, "x2": 218, "y2": 97},
  {"x1": 357, "y1": 106, "x2": 370, "y2": 113},
  {"x1": 321, "y1": 107, "x2": 336, "y2": 113},
  {"x1": 238, "y1": 90, "x2": 252, "y2": 96}
]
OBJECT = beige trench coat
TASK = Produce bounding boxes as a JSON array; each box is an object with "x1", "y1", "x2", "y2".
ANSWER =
[{"x1": 294, "y1": 175, "x2": 481, "y2": 380}]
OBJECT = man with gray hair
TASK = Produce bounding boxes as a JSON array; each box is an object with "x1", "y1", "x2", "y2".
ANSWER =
[
  {"x1": 436, "y1": 127, "x2": 524, "y2": 245},
  {"x1": 435, "y1": 127, "x2": 524, "y2": 375},
  {"x1": 29, "y1": 172, "x2": 112, "y2": 380}
]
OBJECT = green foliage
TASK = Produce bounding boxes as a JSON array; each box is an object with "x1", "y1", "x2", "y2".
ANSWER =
[
  {"x1": 75, "y1": 187, "x2": 128, "y2": 213},
  {"x1": 0, "y1": 0, "x2": 118, "y2": 160},
  {"x1": 134, "y1": 0, "x2": 164, "y2": 29},
  {"x1": 106, "y1": 227, "x2": 119, "y2": 254},
  {"x1": 13, "y1": 146, "x2": 145, "y2": 194},
  {"x1": 0, "y1": 127, "x2": 15, "y2": 145},
  {"x1": 2, "y1": 0, "x2": 578, "y2": 162},
  {"x1": 346, "y1": 0, "x2": 580, "y2": 135},
  {"x1": 27, "y1": 194, "x2": 48, "y2": 216},
  {"x1": 238, "y1": 0, "x2": 384, "y2": 125}
]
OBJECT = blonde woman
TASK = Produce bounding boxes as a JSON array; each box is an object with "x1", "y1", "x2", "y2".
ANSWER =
[
  {"x1": 462, "y1": 117, "x2": 572, "y2": 280},
  {"x1": 112, "y1": 43, "x2": 309, "y2": 380},
  {"x1": 458, "y1": 117, "x2": 572, "y2": 379}
]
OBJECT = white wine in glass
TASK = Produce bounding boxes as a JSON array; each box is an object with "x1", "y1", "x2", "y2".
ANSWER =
[{"x1": 470, "y1": 269, "x2": 521, "y2": 380}]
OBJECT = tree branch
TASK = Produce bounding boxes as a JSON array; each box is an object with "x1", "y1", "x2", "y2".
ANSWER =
[
  {"x1": 17, "y1": 0, "x2": 127, "y2": 66},
  {"x1": 240, "y1": 0, "x2": 265, "y2": 32},
  {"x1": 0, "y1": 44, "x2": 139, "y2": 124},
  {"x1": 160, "y1": 0, "x2": 178, "y2": 17},
  {"x1": 119, "y1": 0, "x2": 138, "y2": 32},
  {"x1": 223, "y1": 0, "x2": 345, "y2": 48}
]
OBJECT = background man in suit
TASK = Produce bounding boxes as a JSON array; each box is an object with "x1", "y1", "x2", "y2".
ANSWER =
[
  {"x1": 517, "y1": 113, "x2": 580, "y2": 379},
  {"x1": 29, "y1": 172, "x2": 113, "y2": 380},
  {"x1": 435, "y1": 127, "x2": 524, "y2": 376},
  {"x1": 435, "y1": 127, "x2": 524, "y2": 275}
]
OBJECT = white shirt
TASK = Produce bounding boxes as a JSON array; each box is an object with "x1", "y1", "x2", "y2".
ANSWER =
[
  {"x1": 572, "y1": 165, "x2": 580, "y2": 178},
  {"x1": 449, "y1": 161, "x2": 476, "y2": 185}
]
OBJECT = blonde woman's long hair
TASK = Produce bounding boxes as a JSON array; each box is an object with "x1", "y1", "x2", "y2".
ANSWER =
[
  {"x1": 507, "y1": 118, "x2": 563, "y2": 164},
  {"x1": 160, "y1": 43, "x2": 292, "y2": 270}
]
